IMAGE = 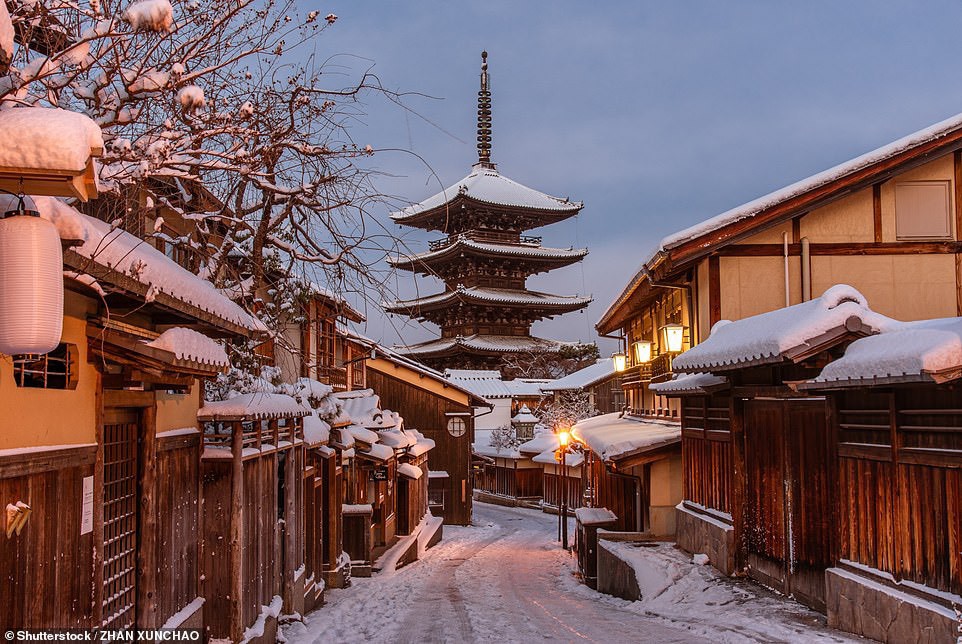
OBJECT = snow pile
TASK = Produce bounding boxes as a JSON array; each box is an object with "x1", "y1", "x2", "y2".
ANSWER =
[
  {"x1": 406, "y1": 430, "x2": 435, "y2": 457},
  {"x1": 573, "y1": 413, "x2": 680, "y2": 462},
  {"x1": 348, "y1": 425, "x2": 379, "y2": 445},
  {"x1": 377, "y1": 428, "x2": 417, "y2": 449},
  {"x1": 660, "y1": 110, "x2": 962, "y2": 250},
  {"x1": 145, "y1": 327, "x2": 229, "y2": 367},
  {"x1": 517, "y1": 430, "x2": 559, "y2": 455},
  {"x1": 0, "y1": 108, "x2": 103, "y2": 172},
  {"x1": 177, "y1": 85, "x2": 205, "y2": 111},
  {"x1": 672, "y1": 285, "x2": 896, "y2": 372},
  {"x1": 302, "y1": 414, "x2": 331, "y2": 446},
  {"x1": 397, "y1": 463, "x2": 423, "y2": 480},
  {"x1": 240, "y1": 595, "x2": 282, "y2": 644},
  {"x1": 394, "y1": 165, "x2": 582, "y2": 219},
  {"x1": 197, "y1": 392, "x2": 307, "y2": 421},
  {"x1": 812, "y1": 316, "x2": 962, "y2": 384},
  {"x1": 35, "y1": 197, "x2": 263, "y2": 332},
  {"x1": 122, "y1": 0, "x2": 174, "y2": 32}
]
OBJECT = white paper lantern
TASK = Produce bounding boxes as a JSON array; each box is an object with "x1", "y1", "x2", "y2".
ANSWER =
[{"x1": 0, "y1": 214, "x2": 63, "y2": 355}]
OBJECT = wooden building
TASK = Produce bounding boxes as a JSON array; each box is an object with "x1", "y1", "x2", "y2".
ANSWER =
[
  {"x1": 541, "y1": 359, "x2": 623, "y2": 415},
  {"x1": 796, "y1": 317, "x2": 962, "y2": 642},
  {"x1": 572, "y1": 413, "x2": 682, "y2": 535},
  {"x1": 385, "y1": 52, "x2": 590, "y2": 373},
  {"x1": 0, "y1": 197, "x2": 262, "y2": 631},
  {"x1": 656, "y1": 285, "x2": 893, "y2": 612},
  {"x1": 363, "y1": 346, "x2": 490, "y2": 526},
  {"x1": 197, "y1": 394, "x2": 308, "y2": 642}
]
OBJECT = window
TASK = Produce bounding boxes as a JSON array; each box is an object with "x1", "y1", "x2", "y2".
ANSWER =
[
  {"x1": 13, "y1": 343, "x2": 79, "y2": 389},
  {"x1": 447, "y1": 417, "x2": 466, "y2": 438},
  {"x1": 895, "y1": 181, "x2": 952, "y2": 240}
]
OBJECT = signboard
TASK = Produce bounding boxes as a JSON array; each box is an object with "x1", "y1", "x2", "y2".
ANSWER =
[
  {"x1": 372, "y1": 466, "x2": 389, "y2": 481},
  {"x1": 80, "y1": 475, "x2": 94, "y2": 535}
]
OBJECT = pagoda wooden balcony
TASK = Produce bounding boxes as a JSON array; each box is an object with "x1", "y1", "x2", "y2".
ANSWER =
[{"x1": 428, "y1": 232, "x2": 542, "y2": 251}]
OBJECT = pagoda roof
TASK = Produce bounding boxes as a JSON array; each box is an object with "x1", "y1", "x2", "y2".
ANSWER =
[
  {"x1": 394, "y1": 334, "x2": 567, "y2": 359},
  {"x1": 383, "y1": 285, "x2": 592, "y2": 315},
  {"x1": 388, "y1": 236, "x2": 588, "y2": 272},
  {"x1": 391, "y1": 165, "x2": 582, "y2": 228}
]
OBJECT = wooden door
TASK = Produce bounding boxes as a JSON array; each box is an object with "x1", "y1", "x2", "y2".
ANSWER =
[{"x1": 101, "y1": 410, "x2": 140, "y2": 630}]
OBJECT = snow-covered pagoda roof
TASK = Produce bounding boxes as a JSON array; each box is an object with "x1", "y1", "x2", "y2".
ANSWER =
[
  {"x1": 38, "y1": 197, "x2": 264, "y2": 336},
  {"x1": 572, "y1": 413, "x2": 680, "y2": 463},
  {"x1": 541, "y1": 359, "x2": 616, "y2": 392},
  {"x1": 391, "y1": 165, "x2": 582, "y2": 228},
  {"x1": 197, "y1": 393, "x2": 308, "y2": 422},
  {"x1": 396, "y1": 334, "x2": 564, "y2": 359},
  {"x1": 388, "y1": 236, "x2": 588, "y2": 273},
  {"x1": 671, "y1": 285, "x2": 896, "y2": 373},
  {"x1": 383, "y1": 285, "x2": 592, "y2": 314},
  {"x1": 800, "y1": 316, "x2": 962, "y2": 389}
]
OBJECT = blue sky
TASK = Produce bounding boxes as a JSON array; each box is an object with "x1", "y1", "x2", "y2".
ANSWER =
[{"x1": 310, "y1": 1, "x2": 962, "y2": 352}]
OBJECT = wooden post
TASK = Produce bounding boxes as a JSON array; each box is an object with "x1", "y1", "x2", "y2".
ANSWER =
[
  {"x1": 137, "y1": 403, "x2": 158, "y2": 627},
  {"x1": 92, "y1": 370, "x2": 105, "y2": 627},
  {"x1": 729, "y1": 394, "x2": 747, "y2": 573},
  {"x1": 230, "y1": 422, "x2": 244, "y2": 642}
]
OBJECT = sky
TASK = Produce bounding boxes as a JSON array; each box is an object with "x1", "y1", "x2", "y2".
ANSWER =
[{"x1": 308, "y1": 1, "x2": 962, "y2": 353}]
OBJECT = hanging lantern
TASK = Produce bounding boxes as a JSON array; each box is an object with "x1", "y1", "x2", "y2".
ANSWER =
[
  {"x1": 633, "y1": 340, "x2": 652, "y2": 363},
  {"x1": 611, "y1": 351, "x2": 627, "y2": 373},
  {"x1": 0, "y1": 196, "x2": 63, "y2": 356},
  {"x1": 661, "y1": 323, "x2": 686, "y2": 354}
]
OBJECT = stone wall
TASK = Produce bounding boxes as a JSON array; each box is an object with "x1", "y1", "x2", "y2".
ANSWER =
[
  {"x1": 596, "y1": 540, "x2": 640, "y2": 601},
  {"x1": 826, "y1": 568, "x2": 958, "y2": 643},
  {"x1": 674, "y1": 503, "x2": 735, "y2": 575}
]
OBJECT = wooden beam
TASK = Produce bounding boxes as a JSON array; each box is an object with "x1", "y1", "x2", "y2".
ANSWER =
[
  {"x1": 708, "y1": 256, "x2": 721, "y2": 327},
  {"x1": 873, "y1": 183, "x2": 883, "y2": 243},
  {"x1": 729, "y1": 396, "x2": 746, "y2": 572},
  {"x1": 791, "y1": 216, "x2": 801, "y2": 244},
  {"x1": 0, "y1": 444, "x2": 96, "y2": 478},
  {"x1": 715, "y1": 241, "x2": 962, "y2": 257}
]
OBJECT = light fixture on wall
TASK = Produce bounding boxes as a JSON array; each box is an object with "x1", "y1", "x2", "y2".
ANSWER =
[
  {"x1": 0, "y1": 193, "x2": 64, "y2": 356},
  {"x1": 633, "y1": 340, "x2": 652, "y2": 363},
  {"x1": 661, "y1": 323, "x2": 686, "y2": 354},
  {"x1": 611, "y1": 351, "x2": 626, "y2": 373}
]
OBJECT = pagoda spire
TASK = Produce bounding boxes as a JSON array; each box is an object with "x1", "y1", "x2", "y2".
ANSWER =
[{"x1": 477, "y1": 51, "x2": 494, "y2": 168}]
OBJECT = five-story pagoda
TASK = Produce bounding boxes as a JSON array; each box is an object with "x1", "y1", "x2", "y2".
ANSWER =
[{"x1": 385, "y1": 52, "x2": 591, "y2": 371}]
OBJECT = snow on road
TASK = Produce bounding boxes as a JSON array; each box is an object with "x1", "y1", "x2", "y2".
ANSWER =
[{"x1": 282, "y1": 502, "x2": 864, "y2": 644}]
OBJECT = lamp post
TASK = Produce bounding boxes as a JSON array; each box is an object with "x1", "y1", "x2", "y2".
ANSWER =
[{"x1": 558, "y1": 430, "x2": 571, "y2": 550}]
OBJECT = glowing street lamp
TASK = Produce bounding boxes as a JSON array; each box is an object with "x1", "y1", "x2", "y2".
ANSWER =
[
  {"x1": 661, "y1": 323, "x2": 686, "y2": 354},
  {"x1": 633, "y1": 340, "x2": 652, "y2": 364}
]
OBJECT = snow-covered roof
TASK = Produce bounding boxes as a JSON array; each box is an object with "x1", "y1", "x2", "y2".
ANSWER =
[
  {"x1": 303, "y1": 414, "x2": 331, "y2": 446},
  {"x1": 444, "y1": 369, "x2": 512, "y2": 398},
  {"x1": 348, "y1": 425, "x2": 379, "y2": 445},
  {"x1": 532, "y1": 448, "x2": 584, "y2": 468},
  {"x1": 397, "y1": 462, "x2": 424, "y2": 480},
  {"x1": 145, "y1": 327, "x2": 229, "y2": 368},
  {"x1": 377, "y1": 428, "x2": 417, "y2": 449},
  {"x1": 407, "y1": 430, "x2": 436, "y2": 457},
  {"x1": 649, "y1": 373, "x2": 729, "y2": 396},
  {"x1": 659, "y1": 110, "x2": 962, "y2": 251},
  {"x1": 389, "y1": 237, "x2": 587, "y2": 267},
  {"x1": 672, "y1": 285, "x2": 896, "y2": 373},
  {"x1": 512, "y1": 404, "x2": 539, "y2": 425},
  {"x1": 398, "y1": 334, "x2": 565, "y2": 357},
  {"x1": 357, "y1": 442, "x2": 395, "y2": 462},
  {"x1": 804, "y1": 317, "x2": 962, "y2": 388},
  {"x1": 197, "y1": 393, "x2": 308, "y2": 421},
  {"x1": 572, "y1": 413, "x2": 680, "y2": 462},
  {"x1": 518, "y1": 432, "x2": 559, "y2": 455},
  {"x1": 0, "y1": 108, "x2": 103, "y2": 174},
  {"x1": 541, "y1": 359, "x2": 616, "y2": 392},
  {"x1": 392, "y1": 165, "x2": 582, "y2": 220},
  {"x1": 472, "y1": 443, "x2": 522, "y2": 460},
  {"x1": 37, "y1": 197, "x2": 264, "y2": 333},
  {"x1": 384, "y1": 285, "x2": 592, "y2": 312},
  {"x1": 504, "y1": 378, "x2": 554, "y2": 397},
  {"x1": 334, "y1": 389, "x2": 381, "y2": 424}
]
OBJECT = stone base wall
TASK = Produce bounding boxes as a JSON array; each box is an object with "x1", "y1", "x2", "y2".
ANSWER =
[
  {"x1": 826, "y1": 568, "x2": 958, "y2": 643},
  {"x1": 596, "y1": 540, "x2": 640, "y2": 601},
  {"x1": 675, "y1": 503, "x2": 735, "y2": 575}
]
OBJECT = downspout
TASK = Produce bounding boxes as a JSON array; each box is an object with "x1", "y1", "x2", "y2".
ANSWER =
[
  {"x1": 783, "y1": 231, "x2": 790, "y2": 307},
  {"x1": 800, "y1": 237, "x2": 811, "y2": 302}
]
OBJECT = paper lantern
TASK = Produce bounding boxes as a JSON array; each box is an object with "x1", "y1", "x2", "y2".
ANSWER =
[
  {"x1": 611, "y1": 351, "x2": 626, "y2": 372},
  {"x1": 0, "y1": 213, "x2": 63, "y2": 355}
]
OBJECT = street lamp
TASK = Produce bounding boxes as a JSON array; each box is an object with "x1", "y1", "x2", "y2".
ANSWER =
[{"x1": 558, "y1": 430, "x2": 571, "y2": 550}]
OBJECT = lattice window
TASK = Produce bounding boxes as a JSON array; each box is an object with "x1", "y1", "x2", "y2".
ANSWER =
[
  {"x1": 102, "y1": 419, "x2": 139, "y2": 630},
  {"x1": 12, "y1": 343, "x2": 78, "y2": 389}
]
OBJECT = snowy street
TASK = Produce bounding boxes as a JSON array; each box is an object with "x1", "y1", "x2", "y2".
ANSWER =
[{"x1": 282, "y1": 503, "x2": 863, "y2": 644}]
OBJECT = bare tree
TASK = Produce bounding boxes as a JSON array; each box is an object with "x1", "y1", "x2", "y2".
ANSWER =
[
  {"x1": 499, "y1": 343, "x2": 600, "y2": 380},
  {"x1": 539, "y1": 390, "x2": 598, "y2": 432}
]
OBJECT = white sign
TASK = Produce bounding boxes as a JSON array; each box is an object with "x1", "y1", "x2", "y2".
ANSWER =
[{"x1": 80, "y1": 475, "x2": 94, "y2": 535}]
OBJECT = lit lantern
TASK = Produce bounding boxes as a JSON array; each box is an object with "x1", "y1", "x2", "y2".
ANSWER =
[
  {"x1": 611, "y1": 351, "x2": 626, "y2": 373},
  {"x1": 558, "y1": 430, "x2": 570, "y2": 447},
  {"x1": 633, "y1": 340, "x2": 652, "y2": 363},
  {"x1": 662, "y1": 323, "x2": 686, "y2": 354},
  {"x1": 0, "y1": 196, "x2": 63, "y2": 356}
]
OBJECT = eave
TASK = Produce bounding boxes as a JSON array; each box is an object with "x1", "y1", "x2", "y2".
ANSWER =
[{"x1": 392, "y1": 194, "x2": 582, "y2": 232}]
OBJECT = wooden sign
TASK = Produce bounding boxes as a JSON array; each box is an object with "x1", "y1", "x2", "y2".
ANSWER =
[{"x1": 372, "y1": 466, "x2": 389, "y2": 481}]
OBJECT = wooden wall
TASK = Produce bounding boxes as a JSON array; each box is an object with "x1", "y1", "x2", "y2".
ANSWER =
[
  {"x1": 0, "y1": 445, "x2": 97, "y2": 629},
  {"x1": 681, "y1": 395, "x2": 733, "y2": 515},
  {"x1": 366, "y1": 369, "x2": 475, "y2": 525},
  {"x1": 588, "y1": 459, "x2": 648, "y2": 533},
  {"x1": 836, "y1": 386, "x2": 962, "y2": 597}
]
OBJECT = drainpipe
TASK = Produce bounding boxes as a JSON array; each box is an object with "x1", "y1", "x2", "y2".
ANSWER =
[
  {"x1": 800, "y1": 237, "x2": 811, "y2": 302},
  {"x1": 783, "y1": 232, "x2": 790, "y2": 307}
]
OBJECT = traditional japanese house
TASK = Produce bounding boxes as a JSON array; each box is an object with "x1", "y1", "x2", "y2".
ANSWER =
[
  {"x1": 0, "y1": 190, "x2": 263, "y2": 632},
  {"x1": 572, "y1": 413, "x2": 681, "y2": 535},
  {"x1": 444, "y1": 369, "x2": 550, "y2": 449},
  {"x1": 795, "y1": 318, "x2": 962, "y2": 642},
  {"x1": 197, "y1": 394, "x2": 307, "y2": 642},
  {"x1": 658, "y1": 285, "x2": 894, "y2": 612},
  {"x1": 365, "y1": 346, "x2": 490, "y2": 526},
  {"x1": 518, "y1": 431, "x2": 585, "y2": 512},
  {"x1": 541, "y1": 359, "x2": 623, "y2": 415},
  {"x1": 385, "y1": 52, "x2": 590, "y2": 374}
]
